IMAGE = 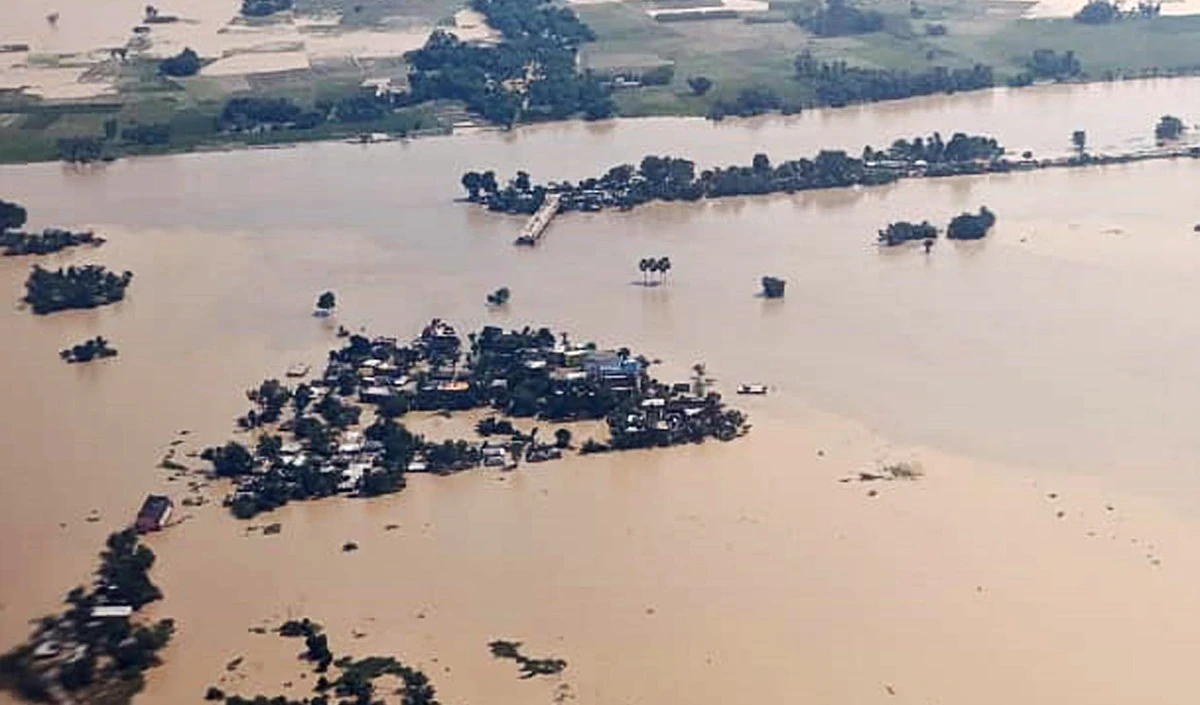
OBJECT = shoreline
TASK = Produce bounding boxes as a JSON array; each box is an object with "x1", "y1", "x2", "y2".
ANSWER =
[{"x1": 0, "y1": 73, "x2": 1198, "y2": 168}]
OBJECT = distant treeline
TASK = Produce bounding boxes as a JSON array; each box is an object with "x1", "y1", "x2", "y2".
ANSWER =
[
  {"x1": 794, "y1": 51, "x2": 995, "y2": 108},
  {"x1": 463, "y1": 131, "x2": 1005, "y2": 213},
  {"x1": 241, "y1": 0, "x2": 292, "y2": 16}
]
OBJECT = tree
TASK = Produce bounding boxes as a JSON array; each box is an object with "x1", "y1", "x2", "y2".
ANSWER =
[
  {"x1": 316, "y1": 290, "x2": 336, "y2": 313},
  {"x1": 554, "y1": 428, "x2": 572, "y2": 448},
  {"x1": 687, "y1": 76, "x2": 713, "y2": 96},
  {"x1": 1074, "y1": 0, "x2": 1121, "y2": 23},
  {"x1": 656, "y1": 256, "x2": 672, "y2": 283},
  {"x1": 946, "y1": 207, "x2": 997, "y2": 240},
  {"x1": 690, "y1": 362, "x2": 713, "y2": 396},
  {"x1": 201, "y1": 441, "x2": 255, "y2": 477},
  {"x1": 0, "y1": 199, "x2": 27, "y2": 231},
  {"x1": 256, "y1": 434, "x2": 282, "y2": 461},
  {"x1": 1155, "y1": 115, "x2": 1185, "y2": 142},
  {"x1": 462, "y1": 171, "x2": 483, "y2": 200},
  {"x1": 761, "y1": 276, "x2": 786, "y2": 298},
  {"x1": 158, "y1": 47, "x2": 201, "y2": 77},
  {"x1": 638, "y1": 258, "x2": 651, "y2": 285},
  {"x1": 1071, "y1": 129, "x2": 1087, "y2": 155},
  {"x1": 486, "y1": 287, "x2": 511, "y2": 306}
]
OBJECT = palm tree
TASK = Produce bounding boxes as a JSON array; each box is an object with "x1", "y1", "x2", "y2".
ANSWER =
[
  {"x1": 657, "y1": 256, "x2": 672, "y2": 284},
  {"x1": 638, "y1": 258, "x2": 651, "y2": 285},
  {"x1": 691, "y1": 362, "x2": 714, "y2": 396}
]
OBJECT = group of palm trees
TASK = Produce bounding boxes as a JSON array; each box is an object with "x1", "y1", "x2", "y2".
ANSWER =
[{"x1": 637, "y1": 256, "x2": 672, "y2": 286}]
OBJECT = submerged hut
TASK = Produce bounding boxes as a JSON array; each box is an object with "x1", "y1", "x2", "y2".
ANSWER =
[{"x1": 134, "y1": 494, "x2": 173, "y2": 533}]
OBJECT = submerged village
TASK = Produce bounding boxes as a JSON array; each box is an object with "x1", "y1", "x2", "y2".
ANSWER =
[
  {"x1": 216, "y1": 318, "x2": 749, "y2": 521},
  {"x1": 1, "y1": 315, "x2": 749, "y2": 705}
]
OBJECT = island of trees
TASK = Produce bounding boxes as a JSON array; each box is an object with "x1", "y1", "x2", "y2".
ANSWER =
[
  {"x1": 60, "y1": 336, "x2": 118, "y2": 363},
  {"x1": 205, "y1": 319, "x2": 748, "y2": 520},
  {"x1": 207, "y1": 618, "x2": 442, "y2": 705},
  {"x1": 946, "y1": 207, "x2": 997, "y2": 239},
  {"x1": 0, "y1": 530, "x2": 174, "y2": 705},
  {"x1": 23, "y1": 265, "x2": 133, "y2": 315},
  {"x1": 0, "y1": 200, "x2": 102, "y2": 256},
  {"x1": 461, "y1": 131, "x2": 1004, "y2": 214},
  {"x1": 878, "y1": 208, "x2": 997, "y2": 245},
  {"x1": 878, "y1": 220, "x2": 938, "y2": 247}
]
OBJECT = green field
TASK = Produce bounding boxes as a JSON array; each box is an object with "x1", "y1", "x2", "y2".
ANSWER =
[
  {"x1": 4, "y1": 0, "x2": 1200, "y2": 162},
  {"x1": 577, "y1": 0, "x2": 1200, "y2": 116}
]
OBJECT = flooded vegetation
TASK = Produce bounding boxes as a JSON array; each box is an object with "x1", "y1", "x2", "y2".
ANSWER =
[
  {"x1": 23, "y1": 265, "x2": 132, "y2": 315},
  {"x1": 462, "y1": 132, "x2": 1009, "y2": 214},
  {"x1": 487, "y1": 640, "x2": 567, "y2": 678},
  {"x1": 210, "y1": 618, "x2": 443, "y2": 705},
  {"x1": 0, "y1": 531, "x2": 173, "y2": 705},
  {"x1": 4, "y1": 78, "x2": 1200, "y2": 705},
  {"x1": 0, "y1": 200, "x2": 102, "y2": 256},
  {"x1": 212, "y1": 319, "x2": 747, "y2": 520},
  {"x1": 59, "y1": 337, "x2": 118, "y2": 364}
]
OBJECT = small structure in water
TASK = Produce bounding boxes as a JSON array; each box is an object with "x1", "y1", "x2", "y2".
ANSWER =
[
  {"x1": 737, "y1": 384, "x2": 768, "y2": 395},
  {"x1": 134, "y1": 494, "x2": 173, "y2": 533},
  {"x1": 285, "y1": 363, "x2": 310, "y2": 378}
]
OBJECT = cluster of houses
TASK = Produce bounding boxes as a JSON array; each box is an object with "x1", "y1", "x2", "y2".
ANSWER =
[{"x1": 205, "y1": 320, "x2": 747, "y2": 519}]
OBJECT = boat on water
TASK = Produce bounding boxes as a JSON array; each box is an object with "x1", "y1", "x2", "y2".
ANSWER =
[
  {"x1": 285, "y1": 363, "x2": 311, "y2": 378},
  {"x1": 737, "y1": 384, "x2": 768, "y2": 395}
]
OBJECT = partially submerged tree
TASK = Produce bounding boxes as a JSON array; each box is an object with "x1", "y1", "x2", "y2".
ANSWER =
[
  {"x1": 0, "y1": 199, "x2": 27, "y2": 231},
  {"x1": 1155, "y1": 115, "x2": 1186, "y2": 142},
  {"x1": 761, "y1": 276, "x2": 786, "y2": 299},
  {"x1": 946, "y1": 207, "x2": 997, "y2": 240},
  {"x1": 315, "y1": 290, "x2": 336, "y2": 315},
  {"x1": 486, "y1": 287, "x2": 511, "y2": 306}
]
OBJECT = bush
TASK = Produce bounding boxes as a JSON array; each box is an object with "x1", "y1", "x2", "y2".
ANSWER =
[
  {"x1": 946, "y1": 207, "x2": 996, "y2": 240},
  {"x1": 159, "y1": 47, "x2": 201, "y2": 77}
]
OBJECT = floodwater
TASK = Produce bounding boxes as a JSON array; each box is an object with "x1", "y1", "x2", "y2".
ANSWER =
[{"x1": 4, "y1": 78, "x2": 1200, "y2": 703}]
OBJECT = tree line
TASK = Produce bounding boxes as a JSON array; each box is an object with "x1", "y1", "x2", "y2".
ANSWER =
[
  {"x1": 462, "y1": 131, "x2": 1006, "y2": 214},
  {"x1": 794, "y1": 51, "x2": 995, "y2": 108}
]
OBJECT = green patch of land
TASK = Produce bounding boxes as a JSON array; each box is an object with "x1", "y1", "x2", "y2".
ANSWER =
[
  {"x1": 2, "y1": 0, "x2": 1200, "y2": 163},
  {"x1": 577, "y1": 0, "x2": 1200, "y2": 117}
]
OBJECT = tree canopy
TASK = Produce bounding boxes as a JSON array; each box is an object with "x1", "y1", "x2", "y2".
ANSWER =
[
  {"x1": 0, "y1": 199, "x2": 27, "y2": 231},
  {"x1": 1155, "y1": 115, "x2": 1186, "y2": 142},
  {"x1": 158, "y1": 47, "x2": 201, "y2": 77}
]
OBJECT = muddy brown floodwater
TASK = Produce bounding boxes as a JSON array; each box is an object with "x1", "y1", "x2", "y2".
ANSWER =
[{"x1": 4, "y1": 78, "x2": 1200, "y2": 704}]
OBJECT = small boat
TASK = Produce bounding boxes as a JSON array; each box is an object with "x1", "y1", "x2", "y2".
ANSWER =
[
  {"x1": 285, "y1": 363, "x2": 310, "y2": 378},
  {"x1": 737, "y1": 384, "x2": 768, "y2": 395}
]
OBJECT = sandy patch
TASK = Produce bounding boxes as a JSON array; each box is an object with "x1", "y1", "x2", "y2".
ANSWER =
[
  {"x1": 646, "y1": 0, "x2": 769, "y2": 18},
  {"x1": 201, "y1": 49, "x2": 310, "y2": 76}
]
